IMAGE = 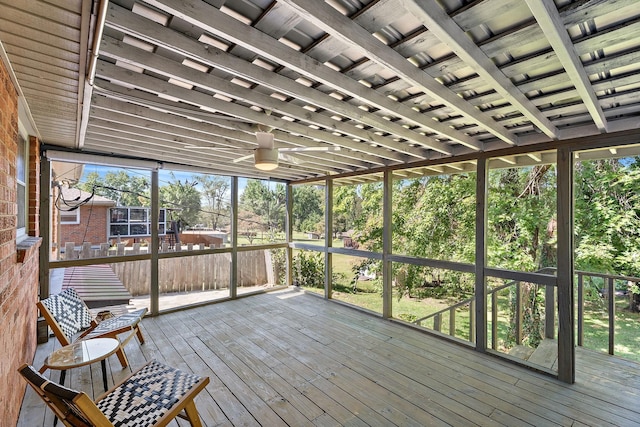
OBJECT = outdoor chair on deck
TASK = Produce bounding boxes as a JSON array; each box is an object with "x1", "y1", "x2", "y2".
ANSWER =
[
  {"x1": 18, "y1": 359, "x2": 210, "y2": 427},
  {"x1": 38, "y1": 288, "x2": 147, "y2": 368}
]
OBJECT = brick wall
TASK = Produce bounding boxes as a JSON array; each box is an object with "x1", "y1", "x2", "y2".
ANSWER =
[
  {"x1": 0, "y1": 56, "x2": 41, "y2": 426},
  {"x1": 60, "y1": 205, "x2": 110, "y2": 246}
]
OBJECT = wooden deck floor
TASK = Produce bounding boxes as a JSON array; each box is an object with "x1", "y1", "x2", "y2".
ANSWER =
[{"x1": 19, "y1": 288, "x2": 640, "y2": 426}]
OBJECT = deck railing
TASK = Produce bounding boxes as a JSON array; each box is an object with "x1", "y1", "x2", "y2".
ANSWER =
[{"x1": 413, "y1": 268, "x2": 639, "y2": 356}]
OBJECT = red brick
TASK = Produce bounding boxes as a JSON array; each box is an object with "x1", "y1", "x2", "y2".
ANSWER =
[{"x1": 0, "y1": 55, "x2": 39, "y2": 427}]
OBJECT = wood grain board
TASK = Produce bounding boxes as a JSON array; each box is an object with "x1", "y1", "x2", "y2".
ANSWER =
[{"x1": 19, "y1": 288, "x2": 640, "y2": 426}]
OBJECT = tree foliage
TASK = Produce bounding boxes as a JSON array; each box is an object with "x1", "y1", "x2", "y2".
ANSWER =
[
  {"x1": 79, "y1": 170, "x2": 150, "y2": 207},
  {"x1": 159, "y1": 173, "x2": 201, "y2": 228},
  {"x1": 195, "y1": 175, "x2": 230, "y2": 230},
  {"x1": 292, "y1": 185, "x2": 323, "y2": 233},
  {"x1": 240, "y1": 180, "x2": 285, "y2": 235}
]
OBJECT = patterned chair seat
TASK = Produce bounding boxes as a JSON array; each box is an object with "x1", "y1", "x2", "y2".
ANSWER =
[
  {"x1": 38, "y1": 288, "x2": 148, "y2": 368},
  {"x1": 18, "y1": 360, "x2": 210, "y2": 427}
]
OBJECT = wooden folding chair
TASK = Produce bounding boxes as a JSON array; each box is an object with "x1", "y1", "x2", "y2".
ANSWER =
[
  {"x1": 38, "y1": 288, "x2": 147, "y2": 368},
  {"x1": 18, "y1": 360, "x2": 210, "y2": 427}
]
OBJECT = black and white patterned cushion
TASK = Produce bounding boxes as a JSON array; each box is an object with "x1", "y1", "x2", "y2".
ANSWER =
[
  {"x1": 40, "y1": 288, "x2": 93, "y2": 340},
  {"x1": 97, "y1": 360, "x2": 203, "y2": 427},
  {"x1": 85, "y1": 308, "x2": 147, "y2": 339}
]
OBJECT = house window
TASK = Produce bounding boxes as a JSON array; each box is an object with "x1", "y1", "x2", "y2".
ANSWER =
[
  {"x1": 16, "y1": 134, "x2": 27, "y2": 237},
  {"x1": 108, "y1": 207, "x2": 167, "y2": 237},
  {"x1": 60, "y1": 209, "x2": 80, "y2": 224}
]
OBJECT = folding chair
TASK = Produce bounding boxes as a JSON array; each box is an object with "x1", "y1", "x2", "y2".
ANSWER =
[
  {"x1": 19, "y1": 360, "x2": 210, "y2": 427},
  {"x1": 38, "y1": 288, "x2": 147, "y2": 368}
]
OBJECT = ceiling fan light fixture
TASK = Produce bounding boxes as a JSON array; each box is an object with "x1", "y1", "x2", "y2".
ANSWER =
[{"x1": 254, "y1": 147, "x2": 279, "y2": 170}]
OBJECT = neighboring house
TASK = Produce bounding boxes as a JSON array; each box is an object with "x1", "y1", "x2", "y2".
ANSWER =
[
  {"x1": 54, "y1": 186, "x2": 115, "y2": 256},
  {"x1": 53, "y1": 187, "x2": 172, "y2": 258}
]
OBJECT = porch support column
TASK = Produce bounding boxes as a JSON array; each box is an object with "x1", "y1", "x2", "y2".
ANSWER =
[
  {"x1": 557, "y1": 147, "x2": 575, "y2": 383},
  {"x1": 150, "y1": 169, "x2": 159, "y2": 315},
  {"x1": 382, "y1": 170, "x2": 393, "y2": 318},
  {"x1": 286, "y1": 183, "x2": 293, "y2": 286},
  {"x1": 38, "y1": 155, "x2": 50, "y2": 300},
  {"x1": 324, "y1": 178, "x2": 333, "y2": 299},
  {"x1": 230, "y1": 176, "x2": 238, "y2": 298},
  {"x1": 474, "y1": 158, "x2": 487, "y2": 351}
]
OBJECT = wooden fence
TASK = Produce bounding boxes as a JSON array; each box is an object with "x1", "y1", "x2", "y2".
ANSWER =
[{"x1": 109, "y1": 251, "x2": 272, "y2": 296}]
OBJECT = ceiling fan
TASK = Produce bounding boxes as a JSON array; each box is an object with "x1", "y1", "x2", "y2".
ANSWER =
[{"x1": 186, "y1": 131, "x2": 341, "y2": 171}]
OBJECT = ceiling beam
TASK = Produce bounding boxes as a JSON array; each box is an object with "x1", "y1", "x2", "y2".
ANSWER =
[
  {"x1": 93, "y1": 60, "x2": 404, "y2": 164},
  {"x1": 142, "y1": 0, "x2": 483, "y2": 151},
  {"x1": 99, "y1": 35, "x2": 430, "y2": 160},
  {"x1": 279, "y1": 0, "x2": 517, "y2": 145},
  {"x1": 104, "y1": 4, "x2": 452, "y2": 156},
  {"x1": 525, "y1": 0, "x2": 607, "y2": 132},
  {"x1": 398, "y1": 0, "x2": 559, "y2": 140},
  {"x1": 90, "y1": 83, "x2": 380, "y2": 169},
  {"x1": 89, "y1": 101, "x2": 365, "y2": 171}
]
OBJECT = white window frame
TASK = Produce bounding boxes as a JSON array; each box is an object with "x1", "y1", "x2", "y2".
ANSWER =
[
  {"x1": 60, "y1": 209, "x2": 80, "y2": 225},
  {"x1": 16, "y1": 130, "x2": 27, "y2": 239}
]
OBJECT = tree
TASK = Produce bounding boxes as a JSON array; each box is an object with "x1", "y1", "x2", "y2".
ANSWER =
[
  {"x1": 574, "y1": 158, "x2": 640, "y2": 277},
  {"x1": 195, "y1": 175, "x2": 230, "y2": 229},
  {"x1": 240, "y1": 180, "x2": 286, "y2": 235},
  {"x1": 392, "y1": 173, "x2": 476, "y2": 299},
  {"x1": 237, "y1": 210, "x2": 261, "y2": 244},
  {"x1": 79, "y1": 170, "x2": 150, "y2": 206},
  {"x1": 160, "y1": 173, "x2": 201, "y2": 228},
  {"x1": 292, "y1": 185, "x2": 323, "y2": 232},
  {"x1": 332, "y1": 184, "x2": 362, "y2": 236}
]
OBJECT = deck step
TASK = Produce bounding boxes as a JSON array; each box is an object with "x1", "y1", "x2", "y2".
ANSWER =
[
  {"x1": 62, "y1": 265, "x2": 132, "y2": 308},
  {"x1": 528, "y1": 338, "x2": 558, "y2": 370},
  {"x1": 509, "y1": 345, "x2": 535, "y2": 360},
  {"x1": 509, "y1": 339, "x2": 558, "y2": 370}
]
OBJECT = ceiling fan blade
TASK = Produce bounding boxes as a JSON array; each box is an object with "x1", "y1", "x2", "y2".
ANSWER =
[
  {"x1": 233, "y1": 153, "x2": 255, "y2": 163},
  {"x1": 279, "y1": 146, "x2": 341, "y2": 153},
  {"x1": 183, "y1": 145, "x2": 252, "y2": 151},
  {"x1": 278, "y1": 153, "x2": 304, "y2": 165},
  {"x1": 256, "y1": 132, "x2": 274, "y2": 149}
]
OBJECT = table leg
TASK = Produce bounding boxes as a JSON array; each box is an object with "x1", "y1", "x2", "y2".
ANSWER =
[{"x1": 101, "y1": 360, "x2": 108, "y2": 391}]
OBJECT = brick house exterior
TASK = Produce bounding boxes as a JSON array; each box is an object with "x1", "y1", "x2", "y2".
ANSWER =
[
  {"x1": 55, "y1": 186, "x2": 115, "y2": 256},
  {"x1": 0, "y1": 55, "x2": 42, "y2": 426}
]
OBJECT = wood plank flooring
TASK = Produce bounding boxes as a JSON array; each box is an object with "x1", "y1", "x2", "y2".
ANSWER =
[{"x1": 18, "y1": 288, "x2": 640, "y2": 426}]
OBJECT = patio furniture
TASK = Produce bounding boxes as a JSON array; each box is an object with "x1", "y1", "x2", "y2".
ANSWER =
[
  {"x1": 39, "y1": 338, "x2": 120, "y2": 392},
  {"x1": 38, "y1": 288, "x2": 147, "y2": 368},
  {"x1": 18, "y1": 359, "x2": 210, "y2": 427}
]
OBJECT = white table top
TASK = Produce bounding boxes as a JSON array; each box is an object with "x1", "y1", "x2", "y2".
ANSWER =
[{"x1": 42, "y1": 338, "x2": 120, "y2": 370}]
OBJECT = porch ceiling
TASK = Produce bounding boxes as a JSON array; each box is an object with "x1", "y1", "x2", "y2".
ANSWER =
[{"x1": 2, "y1": 0, "x2": 640, "y2": 182}]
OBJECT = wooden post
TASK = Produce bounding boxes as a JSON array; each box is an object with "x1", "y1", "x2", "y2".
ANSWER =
[
  {"x1": 230, "y1": 176, "x2": 238, "y2": 298},
  {"x1": 324, "y1": 178, "x2": 333, "y2": 299},
  {"x1": 491, "y1": 292, "x2": 498, "y2": 350},
  {"x1": 608, "y1": 277, "x2": 615, "y2": 355},
  {"x1": 557, "y1": 146, "x2": 575, "y2": 383},
  {"x1": 516, "y1": 283, "x2": 522, "y2": 345},
  {"x1": 577, "y1": 273, "x2": 584, "y2": 347},
  {"x1": 65, "y1": 242, "x2": 76, "y2": 259},
  {"x1": 38, "y1": 156, "x2": 50, "y2": 308},
  {"x1": 449, "y1": 309, "x2": 455, "y2": 337},
  {"x1": 474, "y1": 158, "x2": 487, "y2": 351},
  {"x1": 150, "y1": 169, "x2": 159, "y2": 315},
  {"x1": 382, "y1": 170, "x2": 392, "y2": 319},
  {"x1": 545, "y1": 281, "x2": 555, "y2": 339},
  {"x1": 286, "y1": 184, "x2": 293, "y2": 287},
  {"x1": 81, "y1": 242, "x2": 91, "y2": 259},
  {"x1": 469, "y1": 299, "x2": 475, "y2": 343}
]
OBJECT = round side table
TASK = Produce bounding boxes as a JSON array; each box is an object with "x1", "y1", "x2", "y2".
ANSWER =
[{"x1": 39, "y1": 338, "x2": 120, "y2": 392}]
